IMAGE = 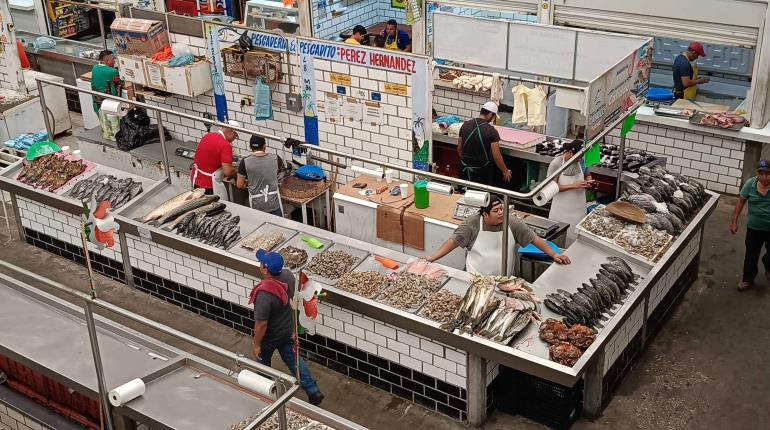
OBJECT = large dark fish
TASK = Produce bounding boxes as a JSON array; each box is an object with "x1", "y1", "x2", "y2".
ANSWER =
[
  {"x1": 589, "y1": 279, "x2": 615, "y2": 305},
  {"x1": 599, "y1": 268, "x2": 627, "y2": 292},
  {"x1": 142, "y1": 189, "x2": 206, "y2": 222},
  {"x1": 607, "y1": 256, "x2": 633, "y2": 276},
  {"x1": 163, "y1": 199, "x2": 223, "y2": 231},
  {"x1": 149, "y1": 195, "x2": 217, "y2": 227}
]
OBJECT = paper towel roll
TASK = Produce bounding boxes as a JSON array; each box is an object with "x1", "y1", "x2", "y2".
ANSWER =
[
  {"x1": 109, "y1": 378, "x2": 145, "y2": 407},
  {"x1": 426, "y1": 182, "x2": 453, "y2": 196},
  {"x1": 237, "y1": 370, "x2": 277, "y2": 399},
  {"x1": 534, "y1": 181, "x2": 560, "y2": 206},
  {"x1": 351, "y1": 165, "x2": 384, "y2": 179},
  {"x1": 463, "y1": 190, "x2": 490, "y2": 207},
  {"x1": 100, "y1": 99, "x2": 128, "y2": 117}
]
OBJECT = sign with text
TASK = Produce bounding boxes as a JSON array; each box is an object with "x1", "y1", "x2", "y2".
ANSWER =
[
  {"x1": 384, "y1": 83, "x2": 408, "y2": 96},
  {"x1": 299, "y1": 40, "x2": 420, "y2": 74},
  {"x1": 330, "y1": 73, "x2": 351, "y2": 86}
]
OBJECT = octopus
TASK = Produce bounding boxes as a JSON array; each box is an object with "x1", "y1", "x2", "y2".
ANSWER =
[
  {"x1": 567, "y1": 324, "x2": 597, "y2": 349},
  {"x1": 539, "y1": 318, "x2": 569, "y2": 345}
]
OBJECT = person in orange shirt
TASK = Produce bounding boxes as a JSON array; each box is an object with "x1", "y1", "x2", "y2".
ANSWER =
[{"x1": 345, "y1": 25, "x2": 367, "y2": 45}]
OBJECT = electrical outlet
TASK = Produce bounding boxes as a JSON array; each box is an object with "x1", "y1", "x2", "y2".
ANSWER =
[{"x1": 285, "y1": 93, "x2": 302, "y2": 113}]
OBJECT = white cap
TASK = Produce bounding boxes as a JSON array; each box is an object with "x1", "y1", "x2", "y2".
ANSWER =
[
  {"x1": 227, "y1": 120, "x2": 241, "y2": 128},
  {"x1": 482, "y1": 101, "x2": 498, "y2": 116}
]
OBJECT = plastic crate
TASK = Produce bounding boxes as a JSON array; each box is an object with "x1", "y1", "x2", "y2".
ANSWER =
[{"x1": 495, "y1": 366, "x2": 583, "y2": 430}]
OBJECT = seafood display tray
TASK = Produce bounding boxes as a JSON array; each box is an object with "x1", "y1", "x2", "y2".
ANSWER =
[
  {"x1": 55, "y1": 164, "x2": 158, "y2": 208},
  {"x1": 352, "y1": 254, "x2": 406, "y2": 276},
  {"x1": 230, "y1": 222, "x2": 298, "y2": 261},
  {"x1": 689, "y1": 112, "x2": 745, "y2": 131},
  {"x1": 304, "y1": 243, "x2": 370, "y2": 286},
  {"x1": 275, "y1": 233, "x2": 333, "y2": 271},
  {"x1": 374, "y1": 273, "x2": 450, "y2": 314}
]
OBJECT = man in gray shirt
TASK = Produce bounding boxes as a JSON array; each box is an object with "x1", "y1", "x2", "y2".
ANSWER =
[
  {"x1": 425, "y1": 196, "x2": 571, "y2": 275},
  {"x1": 251, "y1": 249, "x2": 324, "y2": 405},
  {"x1": 237, "y1": 135, "x2": 284, "y2": 216}
]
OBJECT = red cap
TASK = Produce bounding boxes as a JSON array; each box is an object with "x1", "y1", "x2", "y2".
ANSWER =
[{"x1": 688, "y1": 42, "x2": 706, "y2": 57}]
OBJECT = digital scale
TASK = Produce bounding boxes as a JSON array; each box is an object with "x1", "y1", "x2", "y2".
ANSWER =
[
  {"x1": 452, "y1": 202, "x2": 480, "y2": 220},
  {"x1": 522, "y1": 216, "x2": 560, "y2": 238},
  {"x1": 175, "y1": 145, "x2": 241, "y2": 164}
]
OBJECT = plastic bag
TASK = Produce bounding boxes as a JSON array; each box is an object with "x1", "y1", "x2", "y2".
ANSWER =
[
  {"x1": 33, "y1": 37, "x2": 56, "y2": 50},
  {"x1": 254, "y1": 78, "x2": 273, "y2": 120},
  {"x1": 115, "y1": 107, "x2": 171, "y2": 151},
  {"x1": 167, "y1": 54, "x2": 194, "y2": 67}
]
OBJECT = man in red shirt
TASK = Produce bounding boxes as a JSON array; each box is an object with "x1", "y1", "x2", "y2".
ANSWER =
[{"x1": 192, "y1": 120, "x2": 239, "y2": 199}]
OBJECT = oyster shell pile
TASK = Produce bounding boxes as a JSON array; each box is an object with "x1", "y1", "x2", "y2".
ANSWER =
[
  {"x1": 240, "y1": 231, "x2": 284, "y2": 251},
  {"x1": 419, "y1": 290, "x2": 463, "y2": 324},
  {"x1": 614, "y1": 224, "x2": 671, "y2": 261},
  {"x1": 335, "y1": 271, "x2": 387, "y2": 298},
  {"x1": 378, "y1": 273, "x2": 440, "y2": 310},
  {"x1": 305, "y1": 250, "x2": 360, "y2": 280},
  {"x1": 578, "y1": 207, "x2": 625, "y2": 239},
  {"x1": 227, "y1": 410, "x2": 334, "y2": 430},
  {"x1": 277, "y1": 245, "x2": 308, "y2": 269}
]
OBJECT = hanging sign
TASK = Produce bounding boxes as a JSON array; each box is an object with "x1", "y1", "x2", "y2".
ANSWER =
[
  {"x1": 384, "y1": 83, "x2": 408, "y2": 96},
  {"x1": 364, "y1": 102, "x2": 383, "y2": 126},
  {"x1": 330, "y1": 73, "x2": 352, "y2": 86}
]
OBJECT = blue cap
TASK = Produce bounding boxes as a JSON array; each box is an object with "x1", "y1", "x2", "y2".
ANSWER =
[
  {"x1": 256, "y1": 249, "x2": 284, "y2": 275},
  {"x1": 758, "y1": 159, "x2": 770, "y2": 172}
]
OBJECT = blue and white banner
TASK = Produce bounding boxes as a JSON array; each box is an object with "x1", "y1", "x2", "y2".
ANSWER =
[{"x1": 204, "y1": 22, "x2": 229, "y2": 122}]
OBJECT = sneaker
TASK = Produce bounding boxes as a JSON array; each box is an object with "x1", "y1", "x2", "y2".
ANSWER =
[
  {"x1": 738, "y1": 281, "x2": 751, "y2": 291},
  {"x1": 308, "y1": 391, "x2": 324, "y2": 406}
]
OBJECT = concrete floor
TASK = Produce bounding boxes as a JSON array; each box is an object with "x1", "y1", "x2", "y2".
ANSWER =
[{"x1": 0, "y1": 167, "x2": 766, "y2": 429}]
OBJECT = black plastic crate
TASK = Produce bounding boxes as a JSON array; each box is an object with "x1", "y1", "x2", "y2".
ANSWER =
[{"x1": 494, "y1": 366, "x2": 583, "y2": 430}]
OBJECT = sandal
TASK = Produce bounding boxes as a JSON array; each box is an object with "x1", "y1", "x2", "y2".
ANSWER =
[{"x1": 738, "y1": 281, "x2": 752, "y2": 291}]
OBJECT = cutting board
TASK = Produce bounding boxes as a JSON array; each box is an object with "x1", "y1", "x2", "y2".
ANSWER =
[{"x1": 671, "y1": 99, "x2": 729, "y2": 114}]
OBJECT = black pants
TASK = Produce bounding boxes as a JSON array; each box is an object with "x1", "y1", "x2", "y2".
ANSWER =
[
  {"x1": 460, "y1": 165, "x2": 495, "y2": 188},
  {"x1": 743, "y1": 228, "x2": 770, "y2": 284}
]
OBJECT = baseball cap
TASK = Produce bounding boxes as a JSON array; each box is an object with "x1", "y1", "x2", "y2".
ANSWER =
[
  {"x1": 758, "y1": 159, "x2": 770, "y2": 172},
  {"x1": 227, "y1": 120, "x2": 241, "y2": 128},
  {"x1": 256, "y1": 249, "x2": 284, "y2": 275},
  {"x1": 688, "y1": 42, "x2": 706, "y2": 57},
  {"x1": 482, "y1": 101, "x2": 498, "y2": 116},
  {"x1": 563, "y1": 139, "x2": 583, "y2": 154}
]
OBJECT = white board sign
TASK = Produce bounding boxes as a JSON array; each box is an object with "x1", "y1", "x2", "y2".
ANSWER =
[
  {"x1": 575, "y1": 32, "x2": 648, "y2": 82},
  {"x1": 432, "y1": 13, "x2": 508, "y2": 69},
  {"x1": 507, "y1": 23, "x2": 577, "y2": 79}
]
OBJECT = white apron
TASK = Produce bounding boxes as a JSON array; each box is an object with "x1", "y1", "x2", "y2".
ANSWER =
[
  {"x1": 249, "y1": 184, "x2": 283, "y2": 217},
  {"x1": 191, "y1": 164, "x2": 228, "y2": 200},
  {"x1": 466, "y1": 216, "x2": 516, "y2": 276},
  {"x1": 549, "y1": 169, "x2": 587, "y2": 245}
]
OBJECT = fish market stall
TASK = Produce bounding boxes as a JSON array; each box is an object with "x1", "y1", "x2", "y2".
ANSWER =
[{"x1": 16, "y1": 30, "x2": 102, "y2": 85}]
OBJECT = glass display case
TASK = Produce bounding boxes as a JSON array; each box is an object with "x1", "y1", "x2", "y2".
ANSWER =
[{"x1": 244, "y1": 0, "x2": 299, "y2": 34}]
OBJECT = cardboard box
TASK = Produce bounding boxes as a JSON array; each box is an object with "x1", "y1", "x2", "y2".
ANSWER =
[
  {"x1": 163, "y1": 61, "x2": 213, "y2": 97},
  {"x1": 144, "y1": 60, "x2": 166, "y2": 91},
  {"x1": 117, "y1": 55, "x2": 147, "y2": 86},
  {"x1": 111, "y1": 18, "x2": 170, "y2": 57}
]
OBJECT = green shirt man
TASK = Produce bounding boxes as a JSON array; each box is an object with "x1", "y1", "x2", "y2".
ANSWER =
[{"x1": 91, "y1": 51, "x2": 123, "y2": 112}]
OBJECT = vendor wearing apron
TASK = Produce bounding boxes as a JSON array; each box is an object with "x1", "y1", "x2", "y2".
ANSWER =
[
  {"x1": 672, "y1": 42, "x2": 709, "y2": 100},
  {"x1": 547, "y1": 140, "x2": 592, "y2": 244},
  {"x1": 424, "y1": 196, "x2": 571, "y2": 275},
  {"x1": 458, "y1": 102, "x2": 512, "y2": 188},
  {"x1": 382, "y1": 19, "x2": 412, "y2": 52},
  {"x1": 237, "y1": 135, "x2": 284, "y2": 217},
  {"x1": 191, "y1": 121, "x2": 239, "y2": 200}
]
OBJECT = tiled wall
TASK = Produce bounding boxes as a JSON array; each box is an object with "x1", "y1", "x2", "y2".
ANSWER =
[
  {"x1": 311, "y1": 0, "x2": 407, "y2": 41},
  {"x1": 432, "y1": 86, "x2": 489, "y2": 121},
  {"x1": 648, "y1": 232, "x2": 701, "y2": 313},
  {"x1": 0, "y1": 402, "x2": 53, "y2": 430},
  {"x1": 143, "y1": 32, "x2": 416, "y2": 185},
  {"x1": 605, "y1": 122, "x2": 746, "y2": 194}
]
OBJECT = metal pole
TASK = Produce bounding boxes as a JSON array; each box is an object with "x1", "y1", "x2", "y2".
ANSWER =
[
  {"x1": 155, "y1": 111, "x2": 172, "y2": 184},
  {"x1": 117, "y1": 229, "x2": 135, "y2": 288},
  {"x1": 277, "y1": 382, "x2": 288, "y2": 430},
  {"x1": 36, "y1": 80, "x2": 53, "y2": 139},
  {"x1": 97, "y1": 8, "x2": 108, "y2": 51},
  {"x1": 615, "y1": 135, "x2": 626, "y2": 200},
  {"x1": 84, "y1": 301, "x2": 116, "y2": 430},
  {"x1": 240, "y1": 384, "x2": 301, "y2": 430},
  {"x1": 501, "y1": 194, "x2": 509, "y2": 276}
]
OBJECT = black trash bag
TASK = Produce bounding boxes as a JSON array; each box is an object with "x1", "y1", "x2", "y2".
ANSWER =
[{"x1": 115, "y1": 107, "x2": 171, "y2": 151}]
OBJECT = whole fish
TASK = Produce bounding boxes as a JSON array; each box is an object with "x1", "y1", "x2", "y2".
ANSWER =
[
  {"x1": 599, "y1": 268, "x2": 627, "y2": 292},
  {"x1": 149, "y1": 195, "x2": 217, "y2": 227},
  {"x1": 163, "y1": 200, "x2": 224, "y2": 231},
  {"x1": 142, "y1": 189, "x2": 206, "y2": 222}
]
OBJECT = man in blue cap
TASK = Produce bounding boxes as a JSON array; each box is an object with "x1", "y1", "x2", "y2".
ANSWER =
[{"x1": 250, "y1": 249, "x2": 324, "y2": 405}]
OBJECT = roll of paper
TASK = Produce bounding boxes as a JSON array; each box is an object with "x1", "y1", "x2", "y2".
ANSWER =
[
  {"x1": 237, "y1": 370, "x2": 277, "y2": 399},
  {"x1": 351, "y1": 165, "x2": 383, "y2": 179},
  {"x1": 463, "y1": 190, "x2": 490, "y2": 207},
  {"x1": 426, "y1": 182, "x2": 453, "y2": 196},
  {"x1": 100, "y1": 99, "x2": 129, "y2": 117},
  {"x1": 534, "y1": 181, "x2": 560, "y2": 206},
  {"x1": 109, "y1": 378, "x2": 145, "y2": 407}
]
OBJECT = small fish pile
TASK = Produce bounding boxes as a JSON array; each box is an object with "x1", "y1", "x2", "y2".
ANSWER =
[
  {"x1": 440, "y1": 276, "x2": 540, "y2": 345},
  {"x1": 614, "y1": 224, "x2": 672, "y2": 261},
  {"x1": 227, "y1": 409, "x2": 334, "y2": 430},
  {"x1": 67, "y1": 175, "x2": 143, "y2": 209},
  {"x1": 175, "y1": 212, "x2": 241, "y2": 249},
  {"x1": 335, "y1": 271, "x2": 387, "y2": 298},
  {"x1": 17, "y1": 154, "x2": 86, "y2": 191},
  {"x1": 475, "y1": 294, "x2": 540, "y2": 344},
  {"x1": 240, "y1": 231, "x2": 284, "y2": 251},
  {"x1": 543, "y1": 257, "x2": 636, "y2": 328},
  {"x1": 419, "y1": 290, "x2": 463, "y2": 324},
  {"x1": 378, "y1": 273, "x2": 441, "y2": 311},
  {"x1": 277, "y1": 246, "x2": 308, "y2": 269},
  {"x1": 578, "y1": 207, "x2": 625, "y2": 239},
  {"x1": 540, "y1": 319, "x2": 597, "y2": 367},
  {"x1": 305, "y1": 250, "x2": 360, "y2": 280}
]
